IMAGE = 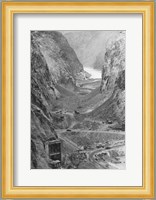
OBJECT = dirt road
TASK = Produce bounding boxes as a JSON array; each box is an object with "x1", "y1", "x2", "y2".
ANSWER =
[{"x1": 56, "y1": 129, "x2": 125, "y2": 135}]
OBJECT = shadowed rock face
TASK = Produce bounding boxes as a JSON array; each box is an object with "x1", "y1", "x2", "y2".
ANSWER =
[
  {"x1": 90, "y1": 34, "x2": 125, "y2": 128},
  {"x1": 31, "y1": 37, "x2": 59, "y2": 168}
]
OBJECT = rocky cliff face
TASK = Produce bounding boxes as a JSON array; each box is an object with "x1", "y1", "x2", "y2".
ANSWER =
[
  {"x1": 90, "y1": 33, "x2": 125, "y2": 128},
  {"x1": 100, "y1": 32, "x2": 125, "y2": 93},
  {"x1": 31, "y1": 37, "x2": 59, "y2": 168},
  {"x1": 31, "y1": 31, "x2": 89, "y2": 168},
  {"x1": 31, "y1": 31, "x2": 87, "y2": 87}
]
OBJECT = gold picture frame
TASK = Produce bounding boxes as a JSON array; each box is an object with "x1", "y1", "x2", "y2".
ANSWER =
[{"x1": 2, "y1": 2, "x2": 154, "y2": 198}]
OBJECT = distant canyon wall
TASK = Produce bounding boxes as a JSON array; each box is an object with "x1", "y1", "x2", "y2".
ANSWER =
[{"x1": 62, "y1": 30, "x2": 122, "y2": 70}]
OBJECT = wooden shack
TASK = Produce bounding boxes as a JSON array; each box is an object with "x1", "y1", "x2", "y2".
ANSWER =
[{"x1": 45, "y1": 139, "x2": 61, "y2": 162}]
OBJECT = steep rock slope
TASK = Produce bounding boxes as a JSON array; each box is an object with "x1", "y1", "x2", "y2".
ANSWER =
[
  {"x1": 88, "y1": 33, "x2": 125, "y2": 128},
  {"x1": 31, "y1": 37, "x2": 59, "y2": 168},
  {"x1": 100, "y1": 32, "x2": 125, "y2": 93},
  {"x1": 31, "y1": 30, "x2": 90, "y2": 168},
  {"x1": 31, "y1": 31, "x2": 88, "y2": 89},
  {"x1": 90, "y1": 71, "x2": 125, "y2": 126},
  {"x1": 61, "y1": 31, "x2": 122, "y2": 70}
]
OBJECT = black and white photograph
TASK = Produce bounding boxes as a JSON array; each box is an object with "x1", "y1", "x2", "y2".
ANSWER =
[{"x1": 31, "y1": 30, "x2": 125, "y2": 169}]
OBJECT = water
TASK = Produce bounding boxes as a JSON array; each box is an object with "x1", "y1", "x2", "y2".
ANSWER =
[{"x1": 84, "y1": 67, "x2": 102, "y2": 79}]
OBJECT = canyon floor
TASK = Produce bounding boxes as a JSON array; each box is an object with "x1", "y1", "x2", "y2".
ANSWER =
[{"x1": 53, "y1": 77, "x2": 125, "y2": 169}]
